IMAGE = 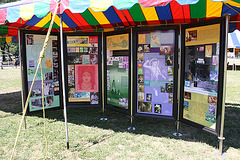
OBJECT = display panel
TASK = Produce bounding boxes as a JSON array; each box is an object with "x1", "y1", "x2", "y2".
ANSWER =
[
  {"x1": 66, "y1": 36, "x2": 100, "y2": 104},
  {"x1": 106, "y1": 33, "x2": 129, "y2": 109},
  {"x1": 26, "y1": 34, "x2": 60, "y2": 112},
  {"x1": 136, "y1": 29, "x2": 176, "y2": 116},
  {"x1": 182, "y1": 23, "x2": 222, "y2": 131}
]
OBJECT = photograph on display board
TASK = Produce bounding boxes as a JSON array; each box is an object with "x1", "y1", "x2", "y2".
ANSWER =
[
  {"x1": 106, "y1": 34, "x2": 129, "y2": 110},
  {"x1": 136, "y1": 29, "x2": 175, "y2": 117},
  {"x1": 182, "y1": 23, "x2": 221, "y2": 130},
  {"x1": 26, "y1": 34, "x2": 60, "y2": 112},
  {"x1": 75, "y1": 65, "x2": 98, "y2": 93}
]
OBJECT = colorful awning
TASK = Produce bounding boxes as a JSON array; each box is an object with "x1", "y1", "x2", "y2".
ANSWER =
[{"x1": 1, "y1": 0, "x2": 240, "y2": 32}]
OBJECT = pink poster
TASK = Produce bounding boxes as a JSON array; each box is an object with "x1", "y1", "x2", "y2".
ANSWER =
[{"x1": 75, "y1": 64, "x2": 98, "y2": 92}]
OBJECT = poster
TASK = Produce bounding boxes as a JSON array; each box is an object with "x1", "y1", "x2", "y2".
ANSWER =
[
  {"x1": 183, "y1": 24, "x2": 220, "y2": 130},
  {"x1": 137, "y1": 30, "x2": 175, "y2": 116},
  {"x1": 26, "y1": 34, "x2": 60, "y2": 111},
  {"x1": 106, "y1": 34, "x2": 129, "y2": 109},
  {"x1": 66, "y1": 35, "x2": 99, "y2": 103}
]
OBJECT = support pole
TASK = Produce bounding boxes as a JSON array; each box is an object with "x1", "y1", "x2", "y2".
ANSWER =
[
  {"x1": 128, "y1": 27, "x2": 135, "y2": 131},
  {"x1": 100, "y1": 31, "x2": 107, "y2": 121},
  {"x1": 18, "y1": 28, "x2": 26, "y2": 129},
  {"x1": 60, "y1": 14, "x2": 70, "y2": 149},
  {"x1": 173, "y1": 24, "x2": 182, "y2": 137},
  {"x1": 215, "y1": 14, "x2": 229, "y2": 158}
]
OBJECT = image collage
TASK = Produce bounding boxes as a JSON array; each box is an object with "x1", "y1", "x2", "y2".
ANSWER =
[
  {"x1": 26, "y1": 35, "x2": 60, "y2": 111},
  {"x1": 183, "y1": 24, "x2": 220, "y2": 129},
  {"x1": 67, "y1": 36, "x2": 99, "y2": 104},
  {"x1": 106, "y1": 34, "x2": 129, "y2": 109},
  {"x1": 137, "y1": 30, "x2": 175, "y2": 116}
]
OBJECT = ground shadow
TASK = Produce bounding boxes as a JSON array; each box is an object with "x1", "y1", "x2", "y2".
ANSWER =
[{"x1": 1, "y1": 91, "x2": 239, "y2": 153}]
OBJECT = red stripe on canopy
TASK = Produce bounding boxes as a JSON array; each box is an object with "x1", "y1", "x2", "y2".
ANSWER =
[
  {"x1": 122, "y1": 9, "x2": 136, "y2": 26},
  {"x1": 113, "y1": 7, "x2": 130, "y2": 27},
  {"x1": 170, "y1": 1, "x2": 187, "y2": 24}
]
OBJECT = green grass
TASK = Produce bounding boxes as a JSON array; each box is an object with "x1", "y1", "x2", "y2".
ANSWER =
[{"x1": 0, "y1": 69, "x2": 239, "y2": 159}]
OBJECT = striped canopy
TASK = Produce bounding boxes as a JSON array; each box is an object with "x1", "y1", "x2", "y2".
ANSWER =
[{"x1": 1, "y1": 0, "x2": 240, "y2": 32}]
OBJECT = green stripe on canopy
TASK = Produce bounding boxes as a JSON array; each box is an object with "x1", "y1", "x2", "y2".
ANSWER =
[
  {"x1": 190, "y1": 0, "x2": 206, "y2": 19},
  {"x1": 81, "y1": 9, "x2": 99, "y2": 26},
  {"x1": 128, "y1": 4, "x2": 146, "y2": 22}
]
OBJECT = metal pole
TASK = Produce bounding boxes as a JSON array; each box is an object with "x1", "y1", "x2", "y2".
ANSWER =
[
  {"x1": 216, "y1": 14, "x2": 230, "y2": 157},
  {"x1": 18, "y1": 29, "x2": 26, "y2": 129},
  {"x1": 173, "y1": 25, "x2": 182, "y2": 137},
  {"x1": 100, "y1": 31, "x2": 107, "y2": 121},
  {"x1": 60, "y1": 14, "x2": 69, "y2": 149},
  {"x1": 128, "y1": 27, "x2": 135, "y2": 131}
]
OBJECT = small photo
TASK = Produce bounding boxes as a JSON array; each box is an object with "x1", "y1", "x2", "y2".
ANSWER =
[
  {"x1": 82, "y1": 55, "x2": 90, "y2": 64},
  {"x1": 168, "y1": 76, "x2": 173, "y2": 82},
  {"x1": 52, "y1": 40, "x2": 58, "y2": 47},
  {"x1": 31, "y1": 98, "x2": 43, "y2": 109},
  {"x1": 209, "y1": 104, "x2": 216, "y2": 115},
  {"x1": 137, "y1": 53, "x2": 144, "y2": 62},
  {"x1": 26, "y1": 35, "x2": 34, "y2": 45},
  {"x1": 144, "y1": 44, "x2": 150, "y2": 52},
  {"x1": 138, "y1": 68, "x2": 143, "y2": 75},
  {"x1": 199, "y1": 46, "x2": 204, "y2": 51},
  {"x1": 76, "y1": 47, "x2": 80, "y2": 52},
  {"x1": 45, "y1": 72, "x2": 53, "y2": 80},
  {"x1": 212, "y1": 55, "x2": 219, "y2": 66},
  {"x1": 90, "y1": 92, "x2": 99, "y2": 104},
  {"x1": 138, "y1": 75, "x2": 144, "y2": 83},
  {"x1": 138, "y1": 83, "x2": 144, "y2": 92},
  {"x1": 138, "y1": 102, "x2": 152, "y2": 112},
  {"x1": 31, "y1": 89, "x2": 41, "y2": 97},
  {"x1": 161, "y1": 86, "x2": 165, "y2": 92},
  {"x1": 185, "y1": 81, "x2": 190, "y2": 87},
  {"x1": 146, "y1": 93, "x2": 152, "y2": 101},
  {"x1": 137, "y1": 44, "x2": 143, "y2": 52},
  {"x1": 165, "y1": 54, "x2": 173, "y2": 66},
  {"x1": 46, "y1": 96, "x2": 54, "y2": 107},
  {"x1": 210, "y1": 71, "x2": 218, "y2": 81},
  {"x1": 165, "y1": 83, "x2": 173, "y2": 93},
  {"x1": 154, "y1": 104, "x2": 161, "y2": 113},
  {"x1": 194, "y1": 81, "x2": 197, "y2": 87},
  {"x1": 169, "y1": 98, "x2": 173, "y2": 103},
  {"x1": 183, "y1": 101, "x2": 189, "y2": 110},
  {"x1": 29, "y1": 60, "x2": 35, "y2": 68},
  {"x1": 91, "y1": 54, "x2": 98, "y2": 64},
  {"x1": 138, "y1": 63, "x2": 143, "y2": 68},
  {"x1": 84, "y1": 47, "x2": 89, "y2": 53},
  {"x1": 169, "y1": 93, "x2": 173, "y2": 99},
  {"x1": 44, "y1": 82, "x2": 53, "y2": 96},
  {"x1": 186, "y1": 30, "x2": 197, "y2": 42},
  {"x1": 45, "y1": 59, "x2": 52, "y2": 68},
  {"x1": 208, "y1": 95, "x2": 217, "y2": 104},
  {"x1": 80, "y1": 47, "x2": 84, "y2": 52},
  {"x1": 205, "y1": 113, "x2": 216, "y2": 123},
  {"x1": 138, "y1": 92, "x2": 144, "y2": 101},
  {"x1": 160, "y1": 45, "x2": 173, "y2": 55},
  {"x1": 52, "y1": 47, "x2": 58, "y2": 56},
  {"x1": 205, "y1": 45, "x2": 212, "y2": 57},
  {"x1": 168, "y1": 66, "x2": 174, "y2": 76},
  {"x1": 185, "y1": 92, "x2": 191, "y2": 100}
]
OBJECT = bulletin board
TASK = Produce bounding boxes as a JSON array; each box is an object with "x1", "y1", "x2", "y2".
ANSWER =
[
  {"x1": 104, "y1": 30, "x2": 131, "y2": 114},
  {"x1": 180, "y1": 18, "x2": 226, "y2": 135},
  {"x1": 21, "y1": 31, "x2": 62, "y2": 112},
  {"x1": 133, "y1": 26, "x2": 178, "y2": 119},
  {"x1": 64, "y1": 33, "x2": 102, "y2": 107}
]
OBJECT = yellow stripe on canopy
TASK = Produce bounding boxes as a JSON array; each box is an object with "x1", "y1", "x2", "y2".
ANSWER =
[
  {"x1": 35, "y1": 13, "x2": 51, "y2": 27},
  {"x1": 206, "y1": 0, "x2": 223, "y2": 18},
  {"x1": 6, "y1": 37, "x2": 12, "y2": 43},
  {"x1": 140, "y1": 5, "x2": 159, "y2": 21},
  {"x1": 90, "y1": 0, "x2": 113, "y2": 11},
  {"x1": 88, "y1": 8, "x2": 110, "y2": 25},
  {"x1": 20, "y1": 4, "x2": 34, "y2": 20},
  {"x1": 226, "y1": 0, "x2": 240, "y2": 8},
  {"x1": 53, "y1": 15, "x2": 68, "y2": 28}
]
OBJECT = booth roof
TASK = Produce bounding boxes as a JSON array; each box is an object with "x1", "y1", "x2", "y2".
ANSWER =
[{"x1": 1, "y1": 0, "x2": 240, "y2": 32}]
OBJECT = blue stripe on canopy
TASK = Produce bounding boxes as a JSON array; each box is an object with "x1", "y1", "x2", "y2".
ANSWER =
[
  {"x1": 62, "y1": 12, "x2": 78, "y2": 28},
  {"x1": 25, "y1": 15, "x2": 41, "y2": 26},
  {"x1": 222, "y1": 3, "x2": 240, "y2": 17},
  {"x1": 103, "y1": 7, "x2": 122, "y2": 24},
  {"x1": 155, "y1": 4, "x2": 172, "y2": 20}
]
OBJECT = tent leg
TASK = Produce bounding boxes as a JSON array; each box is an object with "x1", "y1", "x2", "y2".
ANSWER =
[
  {"x1": 173, "y1": 24, "x2": 182, "y2": 137},
  {"x1": 60, "y1": 14, "x2": 70, "y2": 149},
  {"x1": 128, "y1": 27, "x2": 135, "y2": 131},
  {"x1": 18, "y1": 28, "x2": 27, "y2": 129},
  {"x1": 100, "y1": 31, "x2": 107, "y2": 121}
]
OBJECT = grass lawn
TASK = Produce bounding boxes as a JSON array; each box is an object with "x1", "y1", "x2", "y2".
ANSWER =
[{"x1": 0, "y1": 68, "x2": 239, "y2": 159}]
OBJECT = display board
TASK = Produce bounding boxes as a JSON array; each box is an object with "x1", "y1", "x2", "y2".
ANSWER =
[
  {"x1": 180, "y1": 18, "x2": 226, "y2": 135},
  {"x1": 66, "y1": 35, "x2": 100, "y2": 105},
  {"x1": 106, "y1": 33, "x2": 129, "y2": 110},
  {"x1": 135, "y1": 27, "x2": 178, "y2": 118},
  {"x1": 25, "y1": 34, "x2": 61, "y2": 112}
]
